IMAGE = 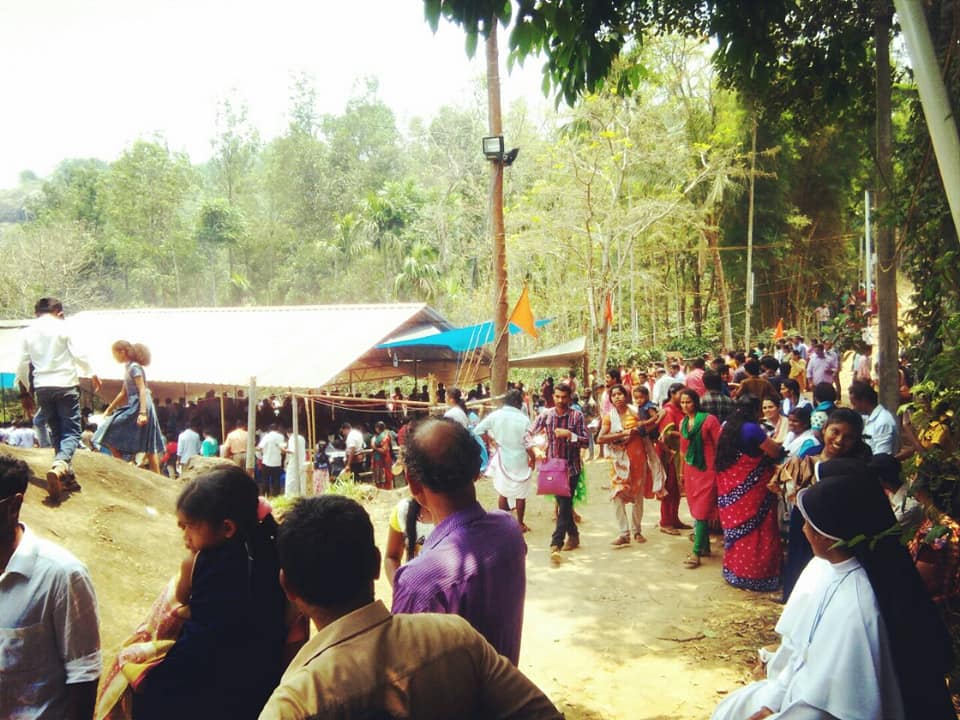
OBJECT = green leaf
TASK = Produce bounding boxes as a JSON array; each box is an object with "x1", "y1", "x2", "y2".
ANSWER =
[
  {"x1": 423, "y1": 0, "x2": 441, "y2": 32},
  {"x1": 465, "y1": 29, "x2": 478, "y2": 58}
]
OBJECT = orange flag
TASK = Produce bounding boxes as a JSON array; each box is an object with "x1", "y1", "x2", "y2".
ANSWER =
[
  {"x1": 604, "y1": 292, "x2": 614, "y2": 324},
  {"x1": 774, "y1": 318, "x2": 784, "y2": 340},
  {"x1": 509, "y1": 286, "x2": 539, "y2": 339}
]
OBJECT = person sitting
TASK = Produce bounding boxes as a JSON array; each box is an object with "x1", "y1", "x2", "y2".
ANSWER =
[
  {"x1": 258, "y1": 495, "x2": 562, "y2": 719},
  {"x1": 713, "y1": 463, "x2": 954, "y2": 720},
  {"x1": 782, "y1": 406, "x2": 822, "y2": 459}
]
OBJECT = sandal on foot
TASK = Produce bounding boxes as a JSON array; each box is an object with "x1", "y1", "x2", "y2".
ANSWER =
[
  {"x1": 684, "y1": 555, "x2": 701, "y2": 568},
  {"x1": 659, "y1": 526, "x2": 681, "y2": 536},
  {"x1": 633, "y1": 533, "x2": 647, "y2": 543}
]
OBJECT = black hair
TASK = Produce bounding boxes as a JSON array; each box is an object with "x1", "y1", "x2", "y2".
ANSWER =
[
  {"x1": 404, "y1": 418, "x2": 480, "y2": 493},
  {"x1": 608, "y1": 383, "x2": 628, "y2": 401},
  {"x1": 504, "y1": 388, "x2": 523, "y2": 409},
  {"x1": 781, "y1": 378, "x2": 800, "y2": 398},
  {"x1": 277, "y1": 495, "x2": 380, "y2": 608},
  {"x1": 34, "y1": 297, "x2": 63, "y2": 315},
  {"x1": 177, "y1": 465, "x2": 260, "y2": 540},
  {"x1": 692, "y1": 357, "x2": 705, "y2": 370},
  {"x1": 374, "y1": 421, "x2": 386, "y2": 433},
  {"x1": 667, "y1": 382, "x2": 685, "y2": 398},
  {"x1": 0, "y1": 455, "x2": 30, "y2": 498},
  {"x1": 555, "y1": 382, "x2": 573, "y2": 396},
  {"x1": 824, "y1": 407, "x2": 864, "y2": 437},
  {"x1": 787, "y1": 405, "x2": 812, "y2": 428},
  {"x1": 744, "y1": 358, "x2": 761, "y2": 376},
  {"x1": 448, "y1": 387, "x2": 467, "y2": 413},
  {"x1": 716, "y1": 395, "x2": 761, "y2": 470},
  {"x1": 190, "y1": 417, "x2": 202, "y2": 431},
  {"x1": 812, "y1": 382, "x2": 837, "y2": 404},
  {"x1": 779, "y1": 361, "x2": 792, "y2": 376},
  {"x1": 678, "y1": 388, "x2": 701, "y2": 412},
  {"x1": 848, "y1": 379, "x2": 878, "y2": 406},
  {"x1": 703, "y1": 370, "x2": 722, "y2": 392},
  {"x1": 606, "y1": 367, "x2": 621, "y2": 382},
  {"x1": 404, "y1": 498, "x2": 421, "y2": 561},
  {"x1": 760, "y1": 356, "x2": 779, "y2": 372}
]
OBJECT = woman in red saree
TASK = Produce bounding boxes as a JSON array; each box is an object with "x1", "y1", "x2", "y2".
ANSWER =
[{"x1": 715, "y1": 395, "x2": 784, "y2": 591}]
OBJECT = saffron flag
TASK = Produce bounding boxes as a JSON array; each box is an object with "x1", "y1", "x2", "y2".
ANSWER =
[
  {"x1": 604, "y1": 293, "x2": 614, "y2": 324},
  {"x1": 509, "y1": 286, "x2": 539, "y2": 339},
  {"x1": 774, "y1": 318, "x2": 784, "y2": 340}
]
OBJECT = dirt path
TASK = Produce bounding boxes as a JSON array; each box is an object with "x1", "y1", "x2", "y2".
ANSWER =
[
  {"x1": 456, "y1": 461, "x2": 781, "y2": 720},
  {"x1": 10, "y1": 447, "x2": 779, "y2": 719}
]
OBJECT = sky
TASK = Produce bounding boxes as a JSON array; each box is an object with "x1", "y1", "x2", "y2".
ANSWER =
[{"x1": 0, "y1": 0, "x2": 549, "y2": 188}]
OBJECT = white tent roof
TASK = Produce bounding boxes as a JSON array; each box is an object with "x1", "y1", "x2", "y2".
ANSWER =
[
  {"x1": 509, "y1": 336, "x2": 587, "y2": 369},
  {"x1": 3, "y1": 304, "x2": 453, "y2": 395}
]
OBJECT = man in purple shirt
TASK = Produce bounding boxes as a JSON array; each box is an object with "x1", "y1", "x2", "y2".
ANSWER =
[{"x1": 392, "y1": 418, "x2": 527, "y2": 665}]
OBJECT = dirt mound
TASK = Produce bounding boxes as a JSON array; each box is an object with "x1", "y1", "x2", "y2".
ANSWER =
[{"x1": 6, "y1": 446, "x2": 184, "y2": 651}]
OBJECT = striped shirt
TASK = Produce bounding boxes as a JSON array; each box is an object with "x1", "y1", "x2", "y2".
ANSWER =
[{"x1": 529, "y1": 407, "x2": 587, "y2": 475}]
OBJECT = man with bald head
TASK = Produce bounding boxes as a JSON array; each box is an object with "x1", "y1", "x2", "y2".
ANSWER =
[{"x1": 392, "y1": 418, "x2": 527, "y2": 665}]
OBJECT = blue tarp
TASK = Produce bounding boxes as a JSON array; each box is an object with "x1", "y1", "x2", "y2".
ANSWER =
[
  {"x1": 0, "y1": 373, "x2": 15, "y2": 390},
  {"x1": 378, "y1": 319, "x2": 552, "y2": 353}
]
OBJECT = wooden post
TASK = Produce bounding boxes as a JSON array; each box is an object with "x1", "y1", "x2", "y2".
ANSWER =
[
  {"x1": 487, "y1": 25, "x2": 509, "y2": 398},
  {"x1": 245, "y1": 377, "x2": 256, "y2": 477},
  {"x1": 219, "y1": 393, "x2": 226, "y2": 446},
  {"x1": 291, "y1": 393, "x2": 301, "y2": 496}
]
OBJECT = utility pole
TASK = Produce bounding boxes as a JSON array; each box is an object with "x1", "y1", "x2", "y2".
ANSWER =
[
  {"x1": 744, "y1": 115, "x2": 758, "y2": 350},
  {"x1": 487, "y1": 26, "x2": 508, "y2": 397}
]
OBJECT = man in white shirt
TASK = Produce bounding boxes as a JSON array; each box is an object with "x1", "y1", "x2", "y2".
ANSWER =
[
  {"x1": 0, "y1": 455, "x2": 102, "y2": 720},
  {"x1": 475, "y1": 389, "x2": 534, "y2": 530},
  {"x1": 849, "y1": 380, "x2": 899, "y2": 455},
  {"x1": 15, "y1": 297, "x2": 101, "y2": 500},
  {"x1": 652, "y1": 364, "x2": 679, "y2": 408},
  {"x1": 176, "y1": 418, "x2": 202, "y2": 469},
  {"x1": 258, "y1": 423, "x2": 286, "y2": 496},
  {"x1": 341, "y1": 422, "x2": 366, "y2": 477}
]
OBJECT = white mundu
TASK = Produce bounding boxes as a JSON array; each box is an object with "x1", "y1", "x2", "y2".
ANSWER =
[
  {"x1": 475, "y1": 405, "x2": 532, "y2": 501},
  {"x1": 712, "y1": 556, "x2": 904, "y2": 720}
]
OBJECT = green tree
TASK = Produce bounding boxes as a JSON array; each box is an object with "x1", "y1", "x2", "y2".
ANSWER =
[{"x1": 102, "y1": 139, "x2": 198, "y2": 304}]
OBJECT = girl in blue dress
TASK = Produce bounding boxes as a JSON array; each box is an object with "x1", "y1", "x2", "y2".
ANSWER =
[{"x1": 96, "y1": 341, "x2": 165, "y2": 473}]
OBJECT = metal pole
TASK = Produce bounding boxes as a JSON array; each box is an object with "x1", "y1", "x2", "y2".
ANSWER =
[
  {"x1": 865, "y1": 190, "x2": 872, "y2": 306},
  {"x1": 245, "y1": 377, "x2": 256, "y2": 477},
  {"x1": 894, "y1": 0, "x2": 960, "y2": 239},
  {"x1": 291, "y1": 392, "x2": 301, "y2": 496}
]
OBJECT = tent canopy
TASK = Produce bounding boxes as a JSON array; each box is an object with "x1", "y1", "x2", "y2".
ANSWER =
[
  {"x1": 379, "y1": 318, "x2": 552, "y2": 353},
  {"x1": 2, "y1": 305, "x2": 462, "y2": 398},
  {"x1": 509, "y1": 336, "x2": 587, "y2": 369}
]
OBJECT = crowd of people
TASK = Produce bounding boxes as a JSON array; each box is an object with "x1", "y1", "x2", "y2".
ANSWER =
[{"x1": 3, "y1": 295, "x2": 959, "y2": 719}]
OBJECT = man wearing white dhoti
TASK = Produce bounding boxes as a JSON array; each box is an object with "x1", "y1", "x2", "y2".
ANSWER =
[
  {"x1": 475, "y1": 389, "x2": 534, "y2": 532},
  {"x1": 712, "y1": 459, "x2": 953, "y2": 720}
]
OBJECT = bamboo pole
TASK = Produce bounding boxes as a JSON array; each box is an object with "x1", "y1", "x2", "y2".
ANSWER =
[
  {"x1": 245, "y1": 378, "x2": 256, "y2": 477},
  {"x1": 291, "y1": 393, "x2": 302, "y2": 495}
]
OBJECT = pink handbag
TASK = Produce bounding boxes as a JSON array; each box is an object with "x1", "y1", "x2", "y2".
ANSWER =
[{"x1": 537, "y1": 457, "x2": 571, "y2": 496}]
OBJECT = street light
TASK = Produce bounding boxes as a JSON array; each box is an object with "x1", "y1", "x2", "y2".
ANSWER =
[{"x1": 482, "y1": 135, "x2": 504, "y2": 160}]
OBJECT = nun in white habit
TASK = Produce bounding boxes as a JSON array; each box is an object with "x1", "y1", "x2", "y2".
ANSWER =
[{"x1": 712, "y1": 459, "x2": 953, "y2": 720}]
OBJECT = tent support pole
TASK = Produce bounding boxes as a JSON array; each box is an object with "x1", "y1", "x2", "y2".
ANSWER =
[
  {"x1": 245, "y1": 377, "x2": 257, "y2": 478},
  {"x1": 219, "y1": 394, "x2": 226, "y2": 445},
  {"x1": 291, "y1": 392, "x2": 301, "y2": 496}
]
